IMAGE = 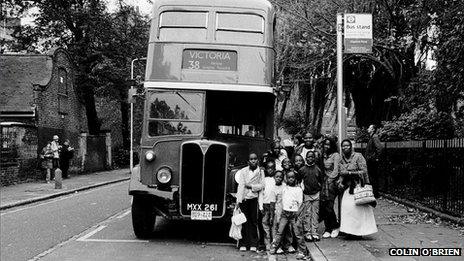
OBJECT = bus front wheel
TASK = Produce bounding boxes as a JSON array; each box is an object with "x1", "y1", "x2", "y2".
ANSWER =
[{"x1": 132, "y1": 195, "x2": 156, "y2": 239}]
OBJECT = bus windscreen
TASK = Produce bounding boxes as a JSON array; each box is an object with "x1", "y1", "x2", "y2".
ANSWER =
[{"x1": 148, "y1": 91, "x2": 204, "y2": 136}]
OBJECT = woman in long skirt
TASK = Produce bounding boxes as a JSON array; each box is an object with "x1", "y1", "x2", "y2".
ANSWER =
[{"x1": 338, "y1": 139, "x2": 377, "y2": 236}]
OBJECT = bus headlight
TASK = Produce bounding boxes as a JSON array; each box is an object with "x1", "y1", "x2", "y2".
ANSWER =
[
  {"x1": 156, "y1": 167, "x2": 172, "y2": 184},
  {"x1": 145, "y1": 150, "x2": 155, "y2": 162}
]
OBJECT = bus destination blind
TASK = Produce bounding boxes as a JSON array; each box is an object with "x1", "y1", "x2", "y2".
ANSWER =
[{"x1": 182, "y1": 49, "x2": 237, "y2": 71}]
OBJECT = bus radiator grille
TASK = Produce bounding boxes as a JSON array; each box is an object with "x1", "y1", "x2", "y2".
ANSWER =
[{"x1": 180, "y1": 142, "x2": 227, "y2": 217}]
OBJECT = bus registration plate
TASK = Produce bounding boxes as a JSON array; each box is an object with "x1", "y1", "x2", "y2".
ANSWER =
[{"x1": 191, "y1": 210, "x2": 212, "y2": 220}]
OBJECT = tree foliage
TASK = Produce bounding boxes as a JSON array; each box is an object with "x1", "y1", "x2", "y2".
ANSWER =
[
  {"x1": 280, "y1": 111, "x2": 306, "y2": 136},
  {"x1": 273, "y1": 0, "x2": 463, "y2": 139},
  {"x1": 378, "y1": 108, "x2": 455, "y2": 141},
  {"x1": 92, "y1": 4, "x2": 149, "y2": 147},
  {"x1": 433, "y1": 0, "x2": 464, "y2": 114},
  {"x1": 7, "y1": 1, "x2": 150, "y2": 142}
]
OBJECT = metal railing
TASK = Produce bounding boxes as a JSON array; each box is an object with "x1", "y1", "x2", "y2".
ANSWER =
[{"x1": 355, "y1": 138, "x2": 464, "y2": 218}]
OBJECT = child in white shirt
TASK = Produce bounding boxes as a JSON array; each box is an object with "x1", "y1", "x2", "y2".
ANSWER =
[
  {"x1": 260, "y1": 160, "x2": 277, "y2": 251},
  {"x1": 236, "y1": 153, "x2": 265, "y2": 252},
  {"x1": 271, "y1": 171, "x2": 294, "y2": 254},
  {"x1": 270, "y1": 171, "x2": 308, "y2": 259}
]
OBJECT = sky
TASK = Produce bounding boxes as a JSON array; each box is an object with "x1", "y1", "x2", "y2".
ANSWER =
[{"x1": 107, "y1": 0, "x2": 152, "y2": 15}]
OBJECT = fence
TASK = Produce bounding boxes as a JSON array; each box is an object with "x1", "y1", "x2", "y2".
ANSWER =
[{"x1": 355, "y1": 138, "x2": 464, "y2": 218}]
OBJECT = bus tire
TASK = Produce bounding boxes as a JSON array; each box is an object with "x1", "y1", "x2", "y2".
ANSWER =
[{"x1": 132, "y1": 195, "x2": 156, "y2": 239}]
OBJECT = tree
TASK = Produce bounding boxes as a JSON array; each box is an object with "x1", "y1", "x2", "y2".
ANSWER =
[
  {"x1": 272, "y1": 0, "x2": 456, "y2": 138},
  {"x1": 9, "y1": 1, "x2": 151, "y2": 143},
  {"x1": 92, "y1": 4, "x2": 149, "y2": 148},
  {"x1": 433, "y1": 0, "x2": 464, "y2": 114},
  {"x1": 11, "y1": 0, "x2": 115, "y2": 134}
]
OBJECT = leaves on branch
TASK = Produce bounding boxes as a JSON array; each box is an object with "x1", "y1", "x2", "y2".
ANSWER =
[{"x1": 274, "y1": 0, "x2": 463, "y2": 138}]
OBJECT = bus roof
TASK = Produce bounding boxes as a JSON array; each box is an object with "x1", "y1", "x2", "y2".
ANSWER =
[{"x1": 152, "y1": 0, "x2": 274, "y2": 13}]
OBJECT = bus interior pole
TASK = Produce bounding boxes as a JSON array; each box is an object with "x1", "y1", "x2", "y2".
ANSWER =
[{"x1": 337, "y1": 13, "x2": 345, "y2": 146}]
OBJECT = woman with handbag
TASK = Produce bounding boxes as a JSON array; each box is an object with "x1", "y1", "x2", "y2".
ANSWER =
[{"x1": 338, "y1": 139, "x2": 377, "y2": 237}]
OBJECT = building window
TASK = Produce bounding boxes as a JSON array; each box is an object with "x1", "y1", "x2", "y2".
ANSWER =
[
  {"x1": 58, "y1": 68, "x2": 68, "y2": 96},
  {"x1": 58, "y1": 68, "x2": 68, "y2": 114}
]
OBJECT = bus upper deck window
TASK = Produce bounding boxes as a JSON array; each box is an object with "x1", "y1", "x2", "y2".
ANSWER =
[
  {"x1": 216, "y1": 13, "x2": 264, "y2": 44},
  {"x1": 159, "y1": 11, "x2": 208, "y2": 41}
]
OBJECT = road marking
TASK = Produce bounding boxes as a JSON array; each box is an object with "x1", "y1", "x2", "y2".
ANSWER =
[
  {"x1": 28, "y1": 208, "x2": 138, "y2": 260},
  {"x1": 76, "y1": 224, "x2": 149, "y2": 243},
  {"x1": 75, "y1": 213, "x2": 149, "y2": 243},
  {"x1": 74, "y1": 215, "x2": 230, "y2": 245},
  {"x1": 0, "y1": 181, "x2": 128, "y2": 216},
  {"x1": 28, "y1": 230, "x2": 87, "y2": 261},
  {"x1": 76, "y1": 225, "x2": 107, "y2": 241},
  {"x1": 77, "y1": 238, "x2": 149, "y2": 243},
  {"x1": 116, "y1": 209, "x2": 131, "y2": 219}
]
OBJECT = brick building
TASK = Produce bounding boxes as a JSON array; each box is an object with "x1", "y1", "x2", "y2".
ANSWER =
[{"x1": 0, "y1": 48, "x2": 88, "y2": 185}]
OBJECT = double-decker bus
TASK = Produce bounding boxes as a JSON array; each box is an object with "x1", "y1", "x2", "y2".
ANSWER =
[{"x1": 129, "y1": 0, "x2": 276, "y2": 238}]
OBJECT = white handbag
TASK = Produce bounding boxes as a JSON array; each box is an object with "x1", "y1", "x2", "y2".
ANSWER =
[
  {"x1": 354, "y1": 184, "x2": 376, "y2": 206},
  {"x1": 229, "y1": 220, "x2": 242, "y2": 240},
  {"x1": 231, "y1": 207, "x2": 247, "y2": 225}
]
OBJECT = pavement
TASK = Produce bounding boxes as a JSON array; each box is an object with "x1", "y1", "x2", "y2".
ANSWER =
[
  {"x1": 306, "y1": 197, "x2": 464, "y2": 261},
  {"x1": 1, "y1": 170, "x2": 463, "y2": 261},
  {"x1": 0, "y1": 168, "x2": 130, "y2": 210}
]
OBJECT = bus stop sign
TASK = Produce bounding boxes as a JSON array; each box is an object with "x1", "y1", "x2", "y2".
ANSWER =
[{"x1": 344, "y1": 14, "x2": 373, "y2": 53}]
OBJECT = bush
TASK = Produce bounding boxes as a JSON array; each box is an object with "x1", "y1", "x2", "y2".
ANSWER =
[
  {"x1": 280, "y1": 111, "x2": 306, "y2": 136},
  {"x1": 355, "y1": 127, "x2": 370, "y2": 143},
  {"x1": 454, "y1": 107, "x2": 464, "y2": 138},
  {"x1": 112, "y1": 145, "x2": 140, "y2": 168},
  {"x1": 378, "y1": 108, "x2": 455, "y2": 141},
  {"x1": 112, "y1": 145, "x2": 130, "y2": 168}
]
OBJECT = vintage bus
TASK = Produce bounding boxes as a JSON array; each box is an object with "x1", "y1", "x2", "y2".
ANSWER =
[{"x1": 129, "y1": 0, "x2": 276, "y2": 238}]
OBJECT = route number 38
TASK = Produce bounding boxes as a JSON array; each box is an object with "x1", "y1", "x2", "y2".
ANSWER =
[{"x1": 188, "y1": 60, "x2": 200, "y2": 69}]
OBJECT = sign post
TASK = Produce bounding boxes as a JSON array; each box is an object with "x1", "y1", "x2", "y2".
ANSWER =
[
  {"x1": 337, "y1": 13, "x2": 345, "y2": 145},
  {"x1": 337, "y1": 13, "x2": 373, "y2": 146}
]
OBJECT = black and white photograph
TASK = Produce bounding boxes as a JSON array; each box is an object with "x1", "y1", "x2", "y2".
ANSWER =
[{"x1": 1, "y1": 0, "x2": 463, "y2": 260}]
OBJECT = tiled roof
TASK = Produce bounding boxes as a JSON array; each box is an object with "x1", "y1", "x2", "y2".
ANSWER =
[{"x1": 0, "y1": 54, "x2": 53, "y2": 112}]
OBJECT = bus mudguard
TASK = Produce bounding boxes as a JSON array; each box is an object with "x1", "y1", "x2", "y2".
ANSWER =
[{"x1": 129, "y1": 165, "x2": 175, "y2": 200}]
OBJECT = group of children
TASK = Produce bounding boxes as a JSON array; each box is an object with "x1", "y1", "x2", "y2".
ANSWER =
[
  {"x1": 255, "y1": 151, "x2": 323, "y2": 260},
  {"x1": 235, "y1": 133, "x2": 379, "y2": 259}
]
